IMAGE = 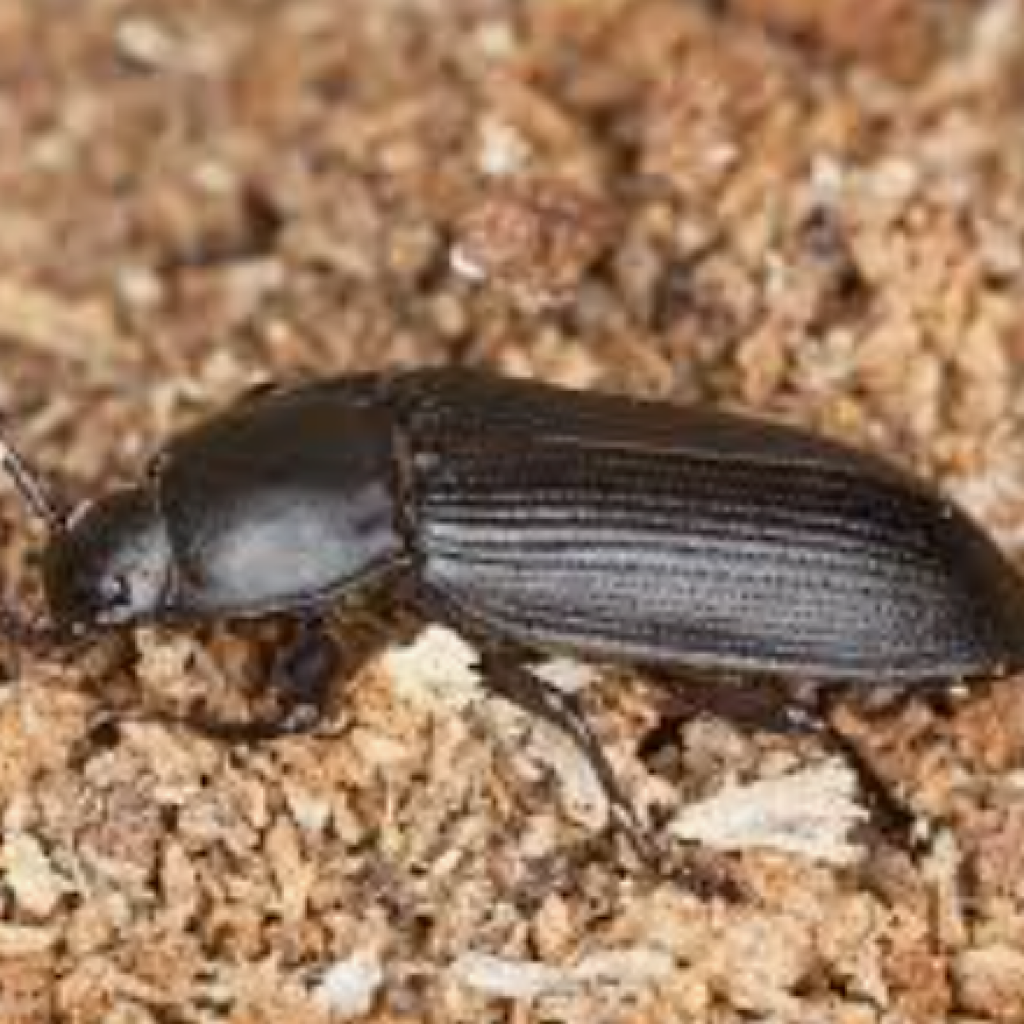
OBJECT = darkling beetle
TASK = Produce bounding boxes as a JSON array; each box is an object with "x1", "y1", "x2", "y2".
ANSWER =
[{"x1": 3, "y1": 366, "x2": 1024, "y2": 843}]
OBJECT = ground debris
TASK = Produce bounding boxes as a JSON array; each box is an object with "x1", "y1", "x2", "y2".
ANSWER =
[
  {"x1": 453, "y1": 176, "x2": 614, "y2": 309},
  {"x1": 669, "y1": 760, "x2": 869, "y2": 866}
]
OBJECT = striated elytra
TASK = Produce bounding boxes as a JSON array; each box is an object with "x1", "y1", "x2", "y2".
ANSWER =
[{"x1": 4, "y1": 367, "x2": 1024, "y2": 840}]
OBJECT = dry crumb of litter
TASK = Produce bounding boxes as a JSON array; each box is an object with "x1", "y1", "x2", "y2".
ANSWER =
[
  {"x1": 0, "y1": 832, "x2": 68, "y2": 919},
  {"x1": 382, "y1": 625, "x2": 485, "y2": 713},
  {"x1": 0, "y1": 955, "x2": 55, "y2": 1024},
  {"x1": 955, "y1": 946, "x2": 1024, "y2": 1023},
  {"x1": 642, "y1": 31, "x2": 807, "y2": 205},
  {"x1": 453, "y1": 176, "x2": 614, "y2": 309},
  {"x1": 315, "y1": 951, "x2": 385, "y2": 1020},
  {"x1": 669, "y1": 759, "x2": 869, "y2": 866},
  {"x1": 733, "y1": 0, "x2": 941, "y2": 81}
]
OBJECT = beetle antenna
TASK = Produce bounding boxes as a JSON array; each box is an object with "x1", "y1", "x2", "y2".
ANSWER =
[
  {"x1": 0, "y1": 429, "x2": 66, "y2": 533},
  {"x1": 0, "y1": 427, "x2": 67, "y2": 657}
]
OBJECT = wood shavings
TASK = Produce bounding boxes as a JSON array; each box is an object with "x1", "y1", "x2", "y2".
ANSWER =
[
  {"x1": 450, "y1": 947, "x2": 674, "y2": 1000},
  {"x1": 0, "y1": 955, "x2": 54, "y2": 1024},
  {"x1": 0, "y1": 832, "x2": 67, "y2": 918},
  {"x1": 265, "y1": 817, "x2": 316, "y2": 924},
  {"x1": 452, "y1": 952, "x2": 564, "y2": 1000},
  {"x1": 711, "y1": 912, "x2": 816, "y2": 1018},
  {"x1": 922, "y1": 828, "x2": 967, "y2": 950},
  {"x1": 281, "y1": 779, "x2": 332, "y2": 836},
  {"x1": 670, "y1": 760, "x2": 869, "y2": 865},
  {"x1": 0, "y1": 1, "x2": 1023, "y2": 1020},
  {"x1": 0, "y1": 280, "x2": 126, "y2": 370},
  {"x1": 383, "y1": 628, "x2": 610, "y2": 827},
  {"x1": 158, "y1": 841, "x2": 199, "y2": 931},
  {"x1": 132, "y1": 630, "x2": 207, "y2": 708},
  {"x1": 0, "y1": 924, "x2": 59, "y2": 957},
  {"x1": 114, "y1": 17, "x2": 181, "y2": 71},
  {"x1": 385, "y1": 628, "x2": 616, "y2": 827},
  {"x1": 453, "y1": 177, "x2": 613, "y2": 308},
  {"x1": 315, "y1": 951, "x2": 384, "y2": 1019},
  {"x1": 216, "y1": 960, "x2": 327, "y2": 1024},
  {"x1": 531, "y1": 657, "x2": 599, "y2": 695},
  {"x1": 963, "y1": 0, "x2": 1023, "y2": 87},
  {"x1": 476, "y1": 116, "x2": 532, "y2": 178},
  {"x1": 479, "y1": 680, "x2": 622, "y2": 833},
  {"x1": 382, "y1": 625, "x2": 484, "y2": 712},
  {"x1": 570, "y1": 948, "x2": 676, "y2": 987},
  {"x1": 734, "y1": 0, "x2": 939, "y2": 81},
  {"x1": 955, "y1": 946, "x2": 1024, "y2": 1023}
]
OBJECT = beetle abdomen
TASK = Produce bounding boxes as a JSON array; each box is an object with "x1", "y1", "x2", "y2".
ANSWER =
[{"x1": 398, "y1": 371, "x2": 1024, "y2": 681}]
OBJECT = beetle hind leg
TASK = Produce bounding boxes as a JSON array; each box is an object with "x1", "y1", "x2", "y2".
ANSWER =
[
  {"x1": 641, "y1": 672, "x2": 825, "y2": 742},
  {"x1": 814, "y1": 689, "x2": 923, "y2": 850},
  {"x1": 478, "y1": 648, "x2": 655, "y2": 859},
  {"x1": 642, "y1": 674, "x2": 921, "y2": 851}
]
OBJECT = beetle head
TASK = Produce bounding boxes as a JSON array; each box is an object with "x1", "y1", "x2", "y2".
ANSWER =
[
  {"x1": 42, "y1": 488, "x2": 173, "y2": 636},
  {"x1": 1, "y1": 433, "x2": 172, "y2": 647}
]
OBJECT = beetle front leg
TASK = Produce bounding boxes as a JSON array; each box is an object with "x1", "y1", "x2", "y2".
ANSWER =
[
  {"x1": 262, "y1": 613, "x2": 340, "y2": 734},
  {"x1": 477, "y1": 647, "x2": 653, "y2": 857},
  {"x1": 82, "y1": 617, "x2": 342, "y2": 747},
  {"x1": 175, "y1": 614, "x2": 340, "y2": 743}
]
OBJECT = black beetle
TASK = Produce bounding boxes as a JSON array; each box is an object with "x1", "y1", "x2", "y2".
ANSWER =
[{"x1": 3, "y1": 367, "x2": 1024, "y2": 838}]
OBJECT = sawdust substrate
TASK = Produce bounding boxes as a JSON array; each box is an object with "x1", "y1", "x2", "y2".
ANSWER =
[{"x1": 1, "y1": 2, "x2": 1024, "y2": 1021}]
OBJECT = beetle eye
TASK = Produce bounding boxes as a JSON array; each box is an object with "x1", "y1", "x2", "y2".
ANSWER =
[{"x1": 99, "y1": 575, "x2": 131, "y2": 610}]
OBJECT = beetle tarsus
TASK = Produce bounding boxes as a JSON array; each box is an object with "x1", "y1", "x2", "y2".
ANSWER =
[{"x1": 184, "y1": 709, "x2": 317, "y2": 743}]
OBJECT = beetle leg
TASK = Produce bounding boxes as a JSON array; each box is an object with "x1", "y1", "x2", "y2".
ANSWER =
[
  {"x1": 814, "y1": 688, "x2": 922, "y2": 850},
  {"x1": 641, "y1": 675, "x2": 921, "y2": 851},
  {"x1": 264, "y1": 614, "x2": 340, "y2": 734},
  {"x1": 173, "y1": 615, "x2": 340, "y2": 743},
  {"x1": 653, "y1": 680, "x2": 922, "y2": 849},
  {"x1": 642, "y1": 672, "x2": 825, "y2": 738},
  {"x1": 477, "y1": 647, "x2": 653, "y2": 857}
]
